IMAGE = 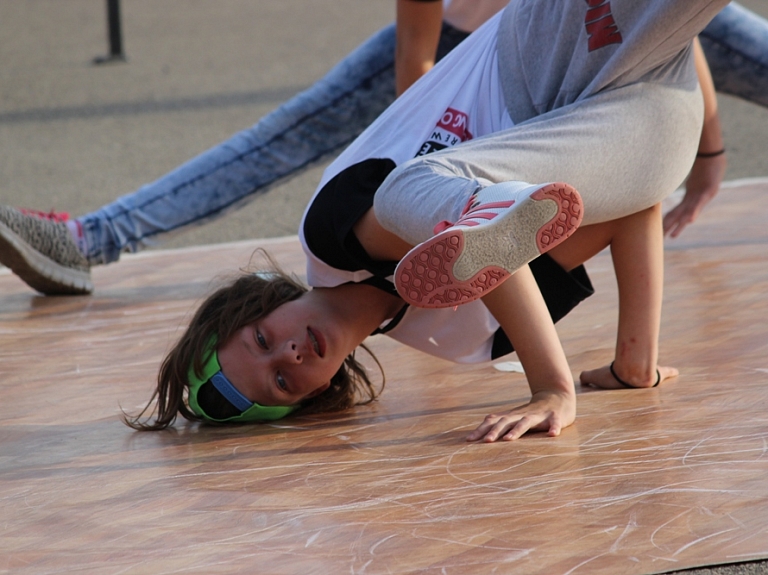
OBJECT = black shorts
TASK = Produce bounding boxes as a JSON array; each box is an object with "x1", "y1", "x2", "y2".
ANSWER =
[{"x1": 491, "y1": 254, "x2": 594, "y2": 359}]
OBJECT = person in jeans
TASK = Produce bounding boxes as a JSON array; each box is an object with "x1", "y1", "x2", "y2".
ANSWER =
[{"x1": 0, "y1": 1, "x2": 763, "y2": 295}]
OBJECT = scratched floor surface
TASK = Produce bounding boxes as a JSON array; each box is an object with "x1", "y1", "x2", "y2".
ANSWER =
[{"x1": 1, "y1": 181, "x2": 767, "y2": 575}]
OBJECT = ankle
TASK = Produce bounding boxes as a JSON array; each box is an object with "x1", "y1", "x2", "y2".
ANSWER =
[
  {"x1": 610, "y1": 361, "x2": 660, "y2": 388},
  {"x1": 65, "y1": 220, "x2": 88, "y2": 257}
]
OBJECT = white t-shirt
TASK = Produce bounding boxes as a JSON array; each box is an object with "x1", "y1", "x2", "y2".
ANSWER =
[
  {"x1": 299, "y1": 12, "x2": 591, "y2": 364},
  {"x1": 302, "y1": 11, "x2": 510, "y2": 288},
  {"x1": 317, "y1": 11, "x2": 509, "y2": 191}
]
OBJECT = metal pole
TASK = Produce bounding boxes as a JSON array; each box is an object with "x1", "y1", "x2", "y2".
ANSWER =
[
  {"x1": 94, "y1": 0, "x2": 126, "y2": 64},
  {"x1": 107, "y1": 0, "x2": 124, "y2": 57}
]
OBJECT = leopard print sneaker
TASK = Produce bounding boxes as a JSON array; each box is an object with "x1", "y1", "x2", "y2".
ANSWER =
[{"x1": 0, "y1": 205, "x2": 93, "y2": 295}]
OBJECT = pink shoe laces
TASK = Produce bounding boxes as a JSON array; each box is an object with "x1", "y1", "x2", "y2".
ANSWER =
[{"x1": 19, "y1": 208, "x2": 70, "y2": 223}]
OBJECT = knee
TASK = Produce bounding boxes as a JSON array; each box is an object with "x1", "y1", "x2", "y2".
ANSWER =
[
  {"x1": 647, "y1": 203, "x2": 663, "y2": 216},
  {"x1": 637, "y1": 203, "x2": 663, "y2": 218},
  {"x1": 372, "y1": 157, "x2": 441, "y2": 231},
  {"x1": 373, "y1": 156, "x2": 482, "y2": 244},
  {"x1": 625, "y1": 203, "x2": 663, "y2": 224}
]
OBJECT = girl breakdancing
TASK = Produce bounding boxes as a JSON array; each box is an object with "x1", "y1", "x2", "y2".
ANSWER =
[{"x1": 128, "y1": 0, "x2": 727, "y2": 441}]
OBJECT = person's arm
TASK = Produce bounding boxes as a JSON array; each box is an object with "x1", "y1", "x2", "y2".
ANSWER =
[
  {"x1": 395, "y1": 0, "x2": 444, "y2": 96},
  {"x1": 663, "y1": 38, "x2": 727, "y2": 238},
  {"x1": 466, "y1": 266, "x2": 577, "y2": 442},
  {"x1": 580, "y1": 204, "x2": 679, "y2": 388},
  {"x1": 354, "y1": 206, "x2": 576, "y2": 442}
]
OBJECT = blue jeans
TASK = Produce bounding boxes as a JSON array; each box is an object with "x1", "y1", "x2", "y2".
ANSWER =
[
  {"x1": 79, "y1": 3, "x2": 768, "y2": 265},
  {"x1": 701, "y1": 2, "x2": 768, "y2": 106},
  {"x1": 79, "y1": 23, "x2": 469, "y2": 265}
]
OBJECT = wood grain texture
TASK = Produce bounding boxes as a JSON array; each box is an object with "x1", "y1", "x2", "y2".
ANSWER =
[{"x1": 1, "y1": 182, "x2": 768, "y2": 575}]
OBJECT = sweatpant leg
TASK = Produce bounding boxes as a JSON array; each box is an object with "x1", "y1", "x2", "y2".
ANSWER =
[
  {"x1": 496, "y1": 0, "x2": 728, "y2": 124},
  {"x1": 374, "y1": 81, "x2": 703, "y2": 245}
]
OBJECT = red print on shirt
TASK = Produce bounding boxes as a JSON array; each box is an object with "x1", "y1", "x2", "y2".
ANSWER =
[
  {"x1": 416, "y1": 107, "x2": 473, "y2": 157},
  {"x1": 584, "y1": 0, "x2": 623, "y2": 52}
]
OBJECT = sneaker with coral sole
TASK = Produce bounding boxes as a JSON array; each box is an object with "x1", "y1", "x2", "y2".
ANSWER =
[{"x1": 394, "y1": 181, "x2": 583, "y2": 309}]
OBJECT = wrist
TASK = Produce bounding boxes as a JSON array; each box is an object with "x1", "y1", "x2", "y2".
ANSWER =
[{"x1": 531, "y1": 385, "x2": 575, "y2": 401}]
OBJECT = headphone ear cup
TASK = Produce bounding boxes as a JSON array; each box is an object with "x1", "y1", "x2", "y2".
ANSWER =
[{"x1": 197, "y1": 380, "x2": 244, "y2": 420}]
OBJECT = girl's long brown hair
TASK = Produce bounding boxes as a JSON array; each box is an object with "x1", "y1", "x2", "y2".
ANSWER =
[{"x1": 124, "y1": 265, "x2": 383, "y2": 430}]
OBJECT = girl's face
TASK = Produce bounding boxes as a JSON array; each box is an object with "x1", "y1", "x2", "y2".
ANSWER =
[{"x1": 216, "y1": 293, "x2": 356, "y2": 407}]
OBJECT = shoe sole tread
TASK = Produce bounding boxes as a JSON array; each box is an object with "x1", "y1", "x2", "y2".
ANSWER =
[{"x1": 395, "y1": 183, "x2": 582, "y2": 308}]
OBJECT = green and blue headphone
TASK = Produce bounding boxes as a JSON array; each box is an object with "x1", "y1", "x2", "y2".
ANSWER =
[{"x1": 187, "y1": 342, "x2": 297, "y2": 423}]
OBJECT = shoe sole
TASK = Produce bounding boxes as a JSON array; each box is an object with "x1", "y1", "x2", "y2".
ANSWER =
[
  {"x1": 394, "y1": 182, "x2": 583, "y2": 309},
  {"x1": 0, "y1": 221, "x2": 93, "y2": 295}
]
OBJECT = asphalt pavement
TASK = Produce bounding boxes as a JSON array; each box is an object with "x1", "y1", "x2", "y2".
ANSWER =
[{"x1": 2, "y1": 1, "x2": 767, "y2": 252}]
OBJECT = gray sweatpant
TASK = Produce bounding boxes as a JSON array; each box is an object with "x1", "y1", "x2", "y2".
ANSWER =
[{"x1": 374, "y1": 0, "x2": 729, "y2": 246}]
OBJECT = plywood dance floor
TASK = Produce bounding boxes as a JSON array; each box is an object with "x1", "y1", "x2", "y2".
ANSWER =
[{"x1": 2, "y1": 180, "x2": 768, "y2": 575}]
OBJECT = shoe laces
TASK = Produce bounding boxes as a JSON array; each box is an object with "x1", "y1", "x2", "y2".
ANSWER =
[{"x1": 18, "y1": 208, "x2": 70, "y2": 223}]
